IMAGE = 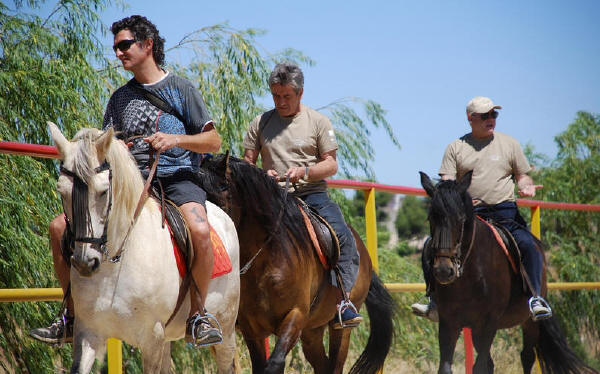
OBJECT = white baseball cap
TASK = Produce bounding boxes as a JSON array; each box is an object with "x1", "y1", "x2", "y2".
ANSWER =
[{"x1": 466, "y1": 96, "x2": 502, "y2": 116}]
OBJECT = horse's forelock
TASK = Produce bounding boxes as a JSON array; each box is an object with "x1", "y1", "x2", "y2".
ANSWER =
[
  {"x1": 71, "y1": 128, "x2": 102, "y2": 185},
  {"x1": 430, "y1": 180, "x2": 469, "y2": 225}
]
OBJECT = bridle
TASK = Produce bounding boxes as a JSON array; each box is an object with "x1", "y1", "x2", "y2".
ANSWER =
[
  {"x1": 431, "y1": 216, "x2": 476, "y2": 278},
  {"x1": 60, "y1": 161, "x2": 113, "y2": 262}
]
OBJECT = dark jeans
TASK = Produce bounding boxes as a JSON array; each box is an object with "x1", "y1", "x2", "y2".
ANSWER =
[
  {"x1": 474, "y1": 201, "x2": 544, "y2": 295},
  {"x1": 299, "y1": 192, "x2": 360, "y2": 293}
]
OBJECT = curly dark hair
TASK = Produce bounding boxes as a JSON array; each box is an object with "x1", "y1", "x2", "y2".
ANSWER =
[{"x1": 111, "y1": 15, "x2": 165, "y2": 66}]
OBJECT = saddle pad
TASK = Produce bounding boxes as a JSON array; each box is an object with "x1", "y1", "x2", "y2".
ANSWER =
[
  {"x1": 298, "y1": 205, "x2": 330, "y2": 270},
  {"x1": 476, "y1": 215, "x2": 518, "y2": 273},
  {"x1": 167, "y1": 221, "x2": 232, "y2": 279}
]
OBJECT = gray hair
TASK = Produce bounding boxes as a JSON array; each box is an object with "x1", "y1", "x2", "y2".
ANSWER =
[{"x1": 268, "y1": 63, "x2": 304, "y2": 93}]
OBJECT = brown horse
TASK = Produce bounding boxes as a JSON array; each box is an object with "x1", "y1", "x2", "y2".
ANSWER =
[
  {"x1": 419, "y1": 171, "x2": 597, "y2": 374},
  {"x1": 199, "y1": 153, "x2": 396, "y2": 374}
]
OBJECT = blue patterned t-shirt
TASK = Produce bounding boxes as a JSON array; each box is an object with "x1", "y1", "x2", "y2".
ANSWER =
[{"x1": 102, "y1": 72, "x2": 213, "y2": 177}]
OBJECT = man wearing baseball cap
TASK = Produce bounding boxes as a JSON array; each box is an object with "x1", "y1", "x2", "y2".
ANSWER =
[{"x1": 412, "y1": 96, "x2": 552, "y2": 322}]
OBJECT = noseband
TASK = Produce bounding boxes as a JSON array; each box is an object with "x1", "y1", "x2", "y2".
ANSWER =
[{"x1": 60, "y1": 161, "x2": 113, "y2": 262}]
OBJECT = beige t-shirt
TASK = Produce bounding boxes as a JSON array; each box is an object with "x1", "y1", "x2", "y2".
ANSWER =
[
  {"x1": 439, "y1": 131, "x2": 532, "y2": 205},
  {"x1": 243, "y1": 104, "x2": 338, "y2": 195}
]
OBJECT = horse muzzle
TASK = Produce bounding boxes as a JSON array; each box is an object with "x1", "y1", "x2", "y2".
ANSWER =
[
  {"x1": 71, "y1": 255, "x2": 100, "y2": 277},
  {"x1": 433, "y1": 258, "x2": 458, "y2": 284}
]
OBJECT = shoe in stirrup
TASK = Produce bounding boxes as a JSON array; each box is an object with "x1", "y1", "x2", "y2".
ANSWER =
[
  {"x1": 411, "y1": 299, "x2": 439, "y2": 322},
  {"x1": 529, "y1": 296, "x2": 552, "y2": 321},
  {"x1": 29, "y1": 314, "x2": 74, "y2": 345},
  {"x1": 185, "y1": 312, "x2": 223, "y2": 348},
  {"x1": 332, "y1": 300, "x2": 363, "y2": 330}
]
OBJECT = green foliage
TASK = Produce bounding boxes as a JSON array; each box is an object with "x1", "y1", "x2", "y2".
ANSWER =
[
  {"x1": 395, "y1": 195, "x2": 429, "y2": 239},
  {"x1": 530, "y1": 111, "x2": 600, "y2": 364}
]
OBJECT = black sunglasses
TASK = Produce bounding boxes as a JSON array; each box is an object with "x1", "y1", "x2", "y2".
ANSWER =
[
  {"x1": 112, "y1": 39, "x2": 137, "y2": 53},
  {"x1": 479, "y1": 110, "x2": 499, "y2": 120}
]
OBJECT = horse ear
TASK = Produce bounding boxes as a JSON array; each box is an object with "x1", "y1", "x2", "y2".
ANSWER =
[
  {"x1": 48, "y1": 121, "x2": 68, "y2": 160},
  {"x1": 457, "y1": 171, "x2": 473, "y2": 194},
  {"x1": 96, "y1": 128, "x2": 114, "y2": 162},
  {"x1": 216, "y1": 150, "x2": 230, "y2": 180},
  {"x1": 420, "y1": 171, "x2": 436, "y2": 197}
]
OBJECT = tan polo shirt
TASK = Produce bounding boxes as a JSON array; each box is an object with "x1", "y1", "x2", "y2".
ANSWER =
[
  {"x1": 243, "y1": 104, "x2": 338, "y2": 195},
  {"x1": 439, "y1": 131, "x2": 531, "y2": 205}
]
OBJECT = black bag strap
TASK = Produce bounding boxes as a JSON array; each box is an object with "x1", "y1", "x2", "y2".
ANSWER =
[{"x1": 129, "y1": 82, "x2": 187, "y2": 125}]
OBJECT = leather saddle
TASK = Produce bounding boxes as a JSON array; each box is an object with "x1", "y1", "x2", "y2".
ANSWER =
[{"x1": 297, "y1": 198, "x2": 341, "y2": 269}]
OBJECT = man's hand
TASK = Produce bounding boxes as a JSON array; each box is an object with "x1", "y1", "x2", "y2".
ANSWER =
[
  {"x1": 518, "y1": 184, "x2": 543, "y2": 197},
  {"x1": 144, "y1": 132, "x2": 180, "y2": 153},
  {"x1": 266, "y1": 169, "x2": 279, "y2": 179},
  {"x1": 285, "y1": 166, "x2": 306, "y2": 183}
]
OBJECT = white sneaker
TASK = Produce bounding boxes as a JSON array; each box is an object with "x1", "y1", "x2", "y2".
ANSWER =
[
  {"x1": 529, "y1": 297, "x2": 552, "y2": 321},
  {"x1": 411, "y1": 302, "x2": 439, "y2": 322}
]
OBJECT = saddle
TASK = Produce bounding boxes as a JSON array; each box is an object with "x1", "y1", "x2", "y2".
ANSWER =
[
  {"x1": 476, "y1": 216, "x2": 530, "y2": 293},
  {"x1": 296, "y1": 198, "x2": 340, "y2": 270}
]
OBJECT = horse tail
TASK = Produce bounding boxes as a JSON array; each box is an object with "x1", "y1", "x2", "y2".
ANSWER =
[
  {"x1": 348, "y1": 271, "x2": 396, "y2": 374},
  {"x1": 535, "y1": 317, "x2": 598, "y2": 373}
]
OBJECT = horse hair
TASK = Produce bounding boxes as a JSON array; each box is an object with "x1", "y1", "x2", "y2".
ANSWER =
[{"x1": 201, "y1": 154, "x2": 313, "y2": 257}]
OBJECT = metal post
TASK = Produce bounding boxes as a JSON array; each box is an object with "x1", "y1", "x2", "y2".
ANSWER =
[
  {"x1": 363, "y1": 188, "x2": 379, "y2": 272},
  {"x1": 107, "y1": 338, "x2": 122, "y2": 373}
]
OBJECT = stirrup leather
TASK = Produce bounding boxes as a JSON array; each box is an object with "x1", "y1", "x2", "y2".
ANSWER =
[
  {"x1": 337, "y1": 299, "x2": 360, "y2": 328},
  {"x1": 529, "y1": 296, "x2": 552, "y2": 321},
  {"x1": 189, "y1": 312, "x2": 223, "y2": 348}
]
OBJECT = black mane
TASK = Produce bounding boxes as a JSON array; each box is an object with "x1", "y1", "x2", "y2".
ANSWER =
[
  {"x1": 428, "y1": 179, "x2": 473, "y2": 227},
  {"x1": 200, "y1": 154, "x2": 312, "y2": 255}
]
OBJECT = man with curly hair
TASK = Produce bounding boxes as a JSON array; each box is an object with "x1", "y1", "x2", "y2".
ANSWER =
[{"x1": 30, "y1": 15, "x2": 223, "y2": 348}]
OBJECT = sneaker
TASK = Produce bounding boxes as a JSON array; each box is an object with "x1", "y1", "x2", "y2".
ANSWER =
[
  {"x1": 332, "y1": 305, "x2": 363, "y2": 330},
  {"x1": 29, "y1": 315, "x2": 74, "y2": 345},
  {"x1": 529, "y1": 297, "x2": 552, "y2": 321},
  {"x1": 185, "y1": 313, "x2": 223, "y2": 348},
  {"x1": 411, "y1": 301, "x2": 439, "y2": 322}
]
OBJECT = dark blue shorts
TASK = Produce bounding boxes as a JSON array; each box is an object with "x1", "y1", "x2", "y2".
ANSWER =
[{"x1": 152, "y1": 170, "x2": 206, "y2": 207}]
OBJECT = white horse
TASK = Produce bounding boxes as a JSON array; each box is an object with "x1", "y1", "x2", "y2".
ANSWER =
[{"x1": 48, "y1": 122, "x2": 240, "y2": 374}]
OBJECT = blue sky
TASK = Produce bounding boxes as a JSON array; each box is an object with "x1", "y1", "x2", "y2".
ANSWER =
[{"x1": 88, "y1": 1, "x2": 600, "y2": 187}]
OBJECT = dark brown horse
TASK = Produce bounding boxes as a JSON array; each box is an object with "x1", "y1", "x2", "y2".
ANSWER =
[
  {"x1": 420, "y1": 171, "x2": 597, "y2": 374},
  {"x1": 199, "y1": 153, "x2": 396, "y2": 374}
]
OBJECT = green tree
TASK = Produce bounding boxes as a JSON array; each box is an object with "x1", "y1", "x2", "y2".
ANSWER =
[
  {"x1": 395, "y1": 195, "x2": 428, "y2": 239},
  {"x1": 532, "y1": 111, "x2": 600, "y2": 364}
]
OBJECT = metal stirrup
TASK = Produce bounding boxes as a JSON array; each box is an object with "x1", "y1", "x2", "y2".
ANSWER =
[
  {"x1": 190, "y1": 312, "x2": 223, "y2": 347},
  {"x1": 528, "y1": 296, "x2": 552, "y2": 321},
  {"x1": 337, "y1": 299, "x2": 360, "y2": 328}
]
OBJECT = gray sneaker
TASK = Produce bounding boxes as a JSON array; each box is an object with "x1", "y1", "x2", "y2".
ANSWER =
[
  {"x1": 411, "y1": 301, "x2": 439, "y2": 322},
  {"x1": 185, "y1": 313, "x2": 223, "y2": 348},
  {"x1": 29, "y1": 315, "x2": 73, "y2": 345}
]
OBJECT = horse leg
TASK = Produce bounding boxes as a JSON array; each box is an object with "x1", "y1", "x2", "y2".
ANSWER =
[
  {"x1": 438, "y1": 321, "x2": 461, "y2": 374},
  {"x1": 328, "y1": 325, "x2": 352, "y2": 374},
  {"x1": 241, "y1": 332, "x2": 268, "y2": 374},
  {"x1": 266, "y1": 308, "x2": 305, "y2": 374},
  {"x1": 70, "y1": 330, "x2": 104, "y2": 374},
  {"x1": 520, "y1": 320, "x2": 539, "y2": 374},
  {"x1": 159, "y1": 342, "x2": 173, "y2": 374},
  {"x1": 140, "y1": 323, "x2": 167, "y2": 373},
  {"x1": 213, "y1": 325, "x2": 237, "y2": 374},
  {"x1": 300, "y1": 326, "x2": 329, "y2": 374},
  {"x1": 471, "y1": 327, "x2": 497, "y2": 374}
]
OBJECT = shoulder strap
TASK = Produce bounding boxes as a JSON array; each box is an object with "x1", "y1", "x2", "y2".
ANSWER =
[{"x1": 129, "y1": 82, "x2": 187, "y2": 125}]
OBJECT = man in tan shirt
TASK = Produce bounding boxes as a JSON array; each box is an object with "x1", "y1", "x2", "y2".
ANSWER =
[
  {"x1": 243, "y1": 62, "x2": 362, "y2": 329},
  {"x1": 412, "y1": 96, "x2": 552, "y2": 322}
]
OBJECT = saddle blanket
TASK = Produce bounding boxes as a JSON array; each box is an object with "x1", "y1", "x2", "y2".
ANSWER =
[{"x1": 166, "y1": 221, "x2": 232, "y2": 279}]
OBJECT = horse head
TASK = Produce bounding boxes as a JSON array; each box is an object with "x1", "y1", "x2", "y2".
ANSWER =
[
  {"x1": 49, "y1": 122, "x2": 132, "y2": 276},
  {"x1": 199, "y1": 151, "x2": 236, "y2": 218},
  {"x1": 420, "y1": 171, "x2": 474, "y2": 284}
]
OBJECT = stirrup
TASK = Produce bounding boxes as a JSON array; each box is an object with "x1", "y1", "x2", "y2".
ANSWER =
[
  {"x1": 528, "y1": 296, "x2": 552, "y2": 321},
  {"x1": 336, "y1": 299, "x2": 360, "y2": 329},
  {"x1": 188, "y1": 312, "x2": 223, "y2": 348}
]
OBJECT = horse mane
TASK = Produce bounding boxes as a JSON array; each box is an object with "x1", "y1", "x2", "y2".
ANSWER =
[
  {"x1": 428, "y1": 179, "x2": 473, "y2": 226},
  {"x1": 70, "y1": 128, "x2": 146, "y2": 246},
  {"x1": 202, "y1": 154, "x2": 312, "y2": 256}
]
